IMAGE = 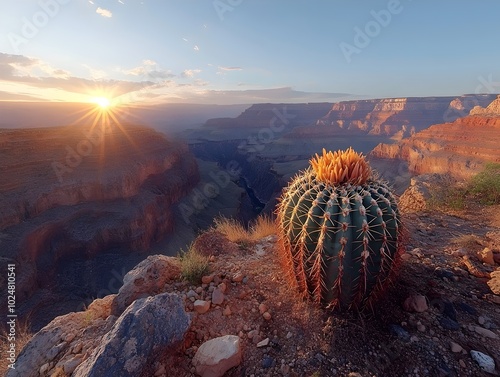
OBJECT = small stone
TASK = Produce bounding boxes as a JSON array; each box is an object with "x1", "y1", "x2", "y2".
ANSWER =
[
  {"x1": 72, "y1": 342, "x2": 83, "y2": 354},
  {"x1": 474, "y1": 326, "x2": 499, "y2": 339},
  {"x1": 262, "y1": 356, "x2": 275, "y2": 369},
  {"x1": 403, "y1": 295, "x2": 428, "y2": 313},
  {"x1": 202, "y1": 275, "x2": 214, "y2": 284},
  {"x1": 40, "y1": 363, "x2": 50, "y2": 374},
  {"x1": 388, "y1": 324, "x2": 410, "y2": 342},
  {"x1": 439, "y1": 317, "x2": 460, "y2": 331},
  {"x1": 223, "y1": 306, "x2": 232, "y2": 316},
  {"x1": 257, "y1": 338, "x2": 270, "y2": 348},
  {"x1": 194, "y1": 300, "x2": 211, "y2": 314},
  {"x1": 478, "y1": 247, "x2": 495, "y2": 265},
  {"x1": 450, "y1": 341, "x2": 463, "y2": 353},
  {"x1": 470, "y1": 350, "x2": 496, "y2": 373},
  {"x1": 187, "y1": 289, "x2": 197, "y2": 299},
  {"x1": 409, "y1": 248, "x2": 424, "y2": 258},
  {"x1": 401, "y1": 254, "x2": 411, "y2": 261},
  {"x1": 286, "y1": 332, "x2": 293, "y2": 339},
  {"x1": 451, "y1": 248, "x2": 467, "y2": 257},
  {"x1": 459, "y1": 359, "x2": 466, "y2": 368},
  {"x1": 232, "y1": 272, "x2": 244, "y2": 283},
  {"x1": 247, "y1": 330, "x2": 259, "y2": 339},
  {"x1": 211, "y1": 288, "x2": 224, "y2": 306},
  {"x1": 478, "y1": 316, "x2": 486, "y2": 325},
  {"x1": 196, "y1": 286, "x2": 203, "y2": 294},
  {"x1": 263, "y1": 312, "x2": 272, "y2": 320},
  {"x1": 154, "y1": 364, "x2": 166, "y2": 376},
  {"x1": 417, "y1": 324, "x2": 426, "y2": 332},
  {"x1": 258, "y1": 303, "x2": 268, "y2": 314},
  {"x1": 218, "y1": 282, "x2": 227, "y2": 294}
]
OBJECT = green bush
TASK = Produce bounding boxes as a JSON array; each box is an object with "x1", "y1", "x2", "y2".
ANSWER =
[{"x1": 468, "y1": 162, "x2": 500, "y2": 205}]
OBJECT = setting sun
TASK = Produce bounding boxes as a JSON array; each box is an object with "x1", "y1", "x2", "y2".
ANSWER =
[{"x1": 93, "y1": 97, "x2": 111, "y2": 109}]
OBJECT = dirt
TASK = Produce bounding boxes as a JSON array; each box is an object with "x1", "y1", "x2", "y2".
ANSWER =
[{"x1": 162, "y1": 205, "x2": 500, "y2": 377}]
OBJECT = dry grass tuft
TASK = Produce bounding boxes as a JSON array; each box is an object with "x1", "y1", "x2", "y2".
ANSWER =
[
  {"x1": 451, "y1": 233, "x2": 482, "y2": 251},
  {"x1": 213, "y1": 216, "x2": 250, "y2": 243},
  {"x1": 249, "y1": 214, "x2": 276, "y2": 240},
  {"x1": 214, "y1": 214, "x2": 276, "y2": 246},
  {"x1": 0, "y1": 320, "x2": 33, "y2": 376},
  {"x1": 179, "y1": 244, "x2": 210, "y2": 284}
]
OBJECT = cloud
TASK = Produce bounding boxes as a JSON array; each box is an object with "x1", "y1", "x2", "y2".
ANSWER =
[
  {"x1": 218, "y1": 66, "x2": 242, "y2": 71},
  {"x1": 193, "y1": 45, "x2": 200, "y2": 51},
  {"x1": 0, "y1": 90, "x2": 46, "y2": 101},
  {"x1": 216, "y1": 66, "x2": 243, "y2": 75},
  {"x1": 181, "y1": 69, "x2": 201, "y2": 78},
  {"x1": 0, "y1": 53, "x2": 155, "y2": 98},
  {"x1": 118, "y1": 0, "x2": 124, "y2": 4},
  {"x1": 118, "y1": 60, "x2": 175, "y2": 80},
  {"x1": 82, "y1": 64, "x2": 107, "y2": 79},
  {"x1": 96, "y1": 7, "x2": 113, "y2": 18}
]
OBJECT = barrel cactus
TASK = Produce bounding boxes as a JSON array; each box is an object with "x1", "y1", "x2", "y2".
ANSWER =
[{"x1": 276, "y1": 147, "x2": 405, "y2": 311}]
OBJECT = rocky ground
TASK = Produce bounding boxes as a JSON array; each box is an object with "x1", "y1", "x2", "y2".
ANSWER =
[
  {"x1": 165, "y1": 205, "x2": 500, "y2": 377},
  {"x1": 3, "y1": 204, "x2": 500, "y2": 377}
]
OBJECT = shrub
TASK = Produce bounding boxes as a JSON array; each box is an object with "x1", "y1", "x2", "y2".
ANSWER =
[
  {"x1": 179, "y1": 245, "x2": 209, "y2": 284},
  {"x1": 469, "y1": 162, "x2": 500, "y2": 205}
]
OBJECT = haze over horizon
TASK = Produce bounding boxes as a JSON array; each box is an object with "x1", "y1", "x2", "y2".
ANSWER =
[{"x1": 1, "y1": 0, "x2": 500, "y2": 105}]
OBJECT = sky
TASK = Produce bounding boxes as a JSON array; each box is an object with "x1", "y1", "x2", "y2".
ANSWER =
[{"x1": 0, "y1": 0, "x2": 500, "y2": 105}]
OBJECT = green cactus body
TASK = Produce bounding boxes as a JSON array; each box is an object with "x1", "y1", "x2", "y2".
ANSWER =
[{"x1": 277, "y1": 164, "x2": 403, "y2": 311}]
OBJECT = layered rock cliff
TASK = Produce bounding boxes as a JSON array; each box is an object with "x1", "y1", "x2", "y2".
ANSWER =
[
  {"x1": 293, "y1": 95, "x2": 497, "y2": 138},
  {"x1": 0, "y1": 124, "x2": 199, "y2": 303},
  {"x1": 370, "y1": 113, "x2": 500, "y2": 179}
]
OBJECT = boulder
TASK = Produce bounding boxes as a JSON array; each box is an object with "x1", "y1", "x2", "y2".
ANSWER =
[
  {"x1": 487, "y1": 270, "x2": 500, "y2": 295},
  {"x1": 192, "y1": 335, "x2": 242, "y2": 377},
  {"x1": 6, "y1": 311, "x2": 114, "y2": 377},
  {"x1": 111, "y1": 255, "x2": 181, "y2": 315},
  {"x1": 478, "y1": 247, "x2": 495, "y2": 266},
  {"x1": 74, "y1": 292, "x2": 191, "y2": 377}
]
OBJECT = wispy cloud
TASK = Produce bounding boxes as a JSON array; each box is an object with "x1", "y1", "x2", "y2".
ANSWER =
[
  {"x1": 181, "y1": 69, "x2": 201, "y2": 78},
  {"x1": 218, "y1": 66, "x2": 243, "y2": 71},
  {"x1": 118, "y1": 0, "x2": 124, "y2": 4},
  {"x1": 96, "y1": 7, "x2": 113, "y2": 18},
  {"x1": 118, "y1": 60, "x2": 175, "y2": 80},
  {"x1": 82, "y1": 64, "x2": 107, "y2": 79},
  {"x1": 193, "y1": 45, "x2": 200, "y2": 51}
]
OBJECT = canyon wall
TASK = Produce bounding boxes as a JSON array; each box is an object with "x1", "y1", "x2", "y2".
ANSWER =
[
  {"x1": 292, "y1": 94, "x2": 497, "y2": 138},
  {"x1": 0, "y1": 124, "x2": 199, "y2": 301},
  {"x1": 370, "y1": 97, "x2": 500, "y2": 178},
  {"x1": 204, "y1": 103, "x2": 334, "y2": 128}
]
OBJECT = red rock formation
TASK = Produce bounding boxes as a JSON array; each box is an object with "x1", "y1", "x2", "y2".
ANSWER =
[
  {"x1": 0, "y1": 124, "x2": 199, "y2": 301},
  {"x1": 288, "y1": 95, "x2": 497, "y2": 138},
  {"x1": 370, "y1": 115, "x2": 500, "y2": 178}
]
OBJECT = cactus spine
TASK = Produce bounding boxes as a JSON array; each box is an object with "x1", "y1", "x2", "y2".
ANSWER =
[{"x1": 276, "y1": 148, "x2": 404, "y2": 311}]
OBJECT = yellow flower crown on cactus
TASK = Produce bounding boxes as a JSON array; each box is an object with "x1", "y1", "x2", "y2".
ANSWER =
[{"x1": 310, "y1": 147, "x2": 372, "y2": 186}]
